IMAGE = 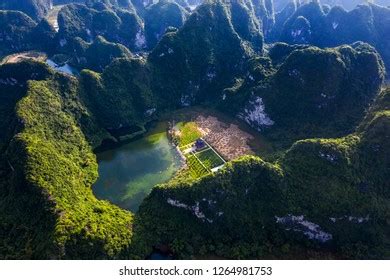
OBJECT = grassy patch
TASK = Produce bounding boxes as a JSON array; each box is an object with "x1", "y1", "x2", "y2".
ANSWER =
[
  {"x1": 177, "y1": 122, "x2": 202, "y2": 146},
  {"x1": 196, "y1": 148, "x2": 225, "y2": 169},
  {"x1": 185, "y1": 154, "x2": 209, "y2": 178},
  {"x1": 175, "y1": 120, "x2": 225, "y2": 178},
  {"x1": 179, "y1": 143, "x2": 192, "y2": 152}
]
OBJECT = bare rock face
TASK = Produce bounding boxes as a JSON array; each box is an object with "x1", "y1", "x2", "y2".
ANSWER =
[{"x1": 238, "y1": 96, "x2": 274, "y2": 131}]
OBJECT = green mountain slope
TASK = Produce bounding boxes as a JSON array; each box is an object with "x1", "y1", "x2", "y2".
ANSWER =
[
  {"x1": 0, "y1": 62, "x2": 132, "y2": 259},
  {"x1": 0, "y1": 0, "x2": 388, "y2": 260},
  {"x1": 132, "y1": 86, "x2": 390, "y2": 259},
  {"x1": 0, "y1": 0, "x2": 52, "y2": 20}
]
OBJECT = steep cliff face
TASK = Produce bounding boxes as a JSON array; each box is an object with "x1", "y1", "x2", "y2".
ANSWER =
[
  {"x1": 228, "y1": 0, "x2": 264, "y2": 52},
  {"x1": 221, "y1": 42, "x2": 385, "y2": 143},
  {"x1": 0, "y1": 61, "x2": 133, "y2": 259},
  {"x1": 132, "y1": 85, "x2": 390, "y2": 260},
  {"x1": 272, "y1": 2, "x2": 390, "y2": 75},
  {"x1": 0, "y1": 0, "x2": 389, "y2": 261},
  {"x1": 57, "y1": 3, "x2": 144, "y2": 52},
  {"x1": 149, "y1": 0, "x2": 261, "y2": 108},
  {"x1": 79, "y1": 58, "x2": 155, "y2": 129},
  {"x1": 144, "y1": 0, "x2": 189, "y2": 49},
  {"x1": 0, "y1": 11, "x2": 37, "y2": 56},
  {"x1": 0, "y1": 0, "x2": 53, "y2": 20},
  {"x1": 279, "y1": 2, "x2": 327, "y2": 45},
  {"x1": 251, "y1": 0, "x2": 275, "y2": 36},
  {"x1": 273, "y1": 0, "x2": 389, "y2": 12},
  {"x1": 64, "y1": 35, "x2": 133, "y2": 71}
]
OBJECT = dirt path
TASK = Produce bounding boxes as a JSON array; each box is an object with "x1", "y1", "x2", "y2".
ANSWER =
[{"x1": 1, "y1": 51, "x2": 47, "y2": 65}]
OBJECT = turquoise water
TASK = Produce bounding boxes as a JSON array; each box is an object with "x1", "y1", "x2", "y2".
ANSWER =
[{"x1": 93, "y1": 122, "x2": 183, "y2": 212}]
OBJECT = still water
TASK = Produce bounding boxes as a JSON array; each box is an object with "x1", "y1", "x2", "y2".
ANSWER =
[
  {"x1": 46, "y1": 59, "x2": 79, "y2": 76},
  {"x1": 93, "y1": 122, "x2": 183, "y2": 212}
]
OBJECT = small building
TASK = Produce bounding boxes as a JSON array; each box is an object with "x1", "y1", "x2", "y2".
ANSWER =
[{"x1": 194, "y1": 138, "x2": 206, "y2": 151}]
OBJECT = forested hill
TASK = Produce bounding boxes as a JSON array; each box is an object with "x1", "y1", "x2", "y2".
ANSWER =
[
  {"x1": 0, "y1": 0, "x2": 53, "y2": 20},
  {"x1": 269, "y1": 1, "x2": 390, "y2": 75},
  {"x1": 0, "y1": 0, "x2": 389, "y2": 259}
]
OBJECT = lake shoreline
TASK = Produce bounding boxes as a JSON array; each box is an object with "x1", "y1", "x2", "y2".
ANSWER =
[{"x1": 92, "y1": 120, "x2": 183, "y2": 212}]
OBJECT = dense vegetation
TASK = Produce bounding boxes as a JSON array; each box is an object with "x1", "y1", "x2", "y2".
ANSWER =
[
  {"x1": 0, "y1": 11, "x2": 37, "y2": 56},
  {"x1": 79, "y1": 57, "x2": 155, "y2": 129},
  {"x1": 0, "y1": 0, "x2": 52, "y2": 20},
  {"x1": 148, "y1": 0, "x2": 261, "y2": 108},
  {"x1": 0, "y1": 61, "x2": 132, "y2": 258},
  {"x1": 270, "y1": 2, "x2": 390, "y2": 75},
  {"x1": 66, "y1": 35, "x2": 133, "y2": 71},
  {"x1": 133, "y1": 86, "x2": 390, "y2": 259},
  {"x1": 144, "y1": 0, "x2": 189, "y2": 49},
  {"x1": 214, "y1": 41, "x2": 385, "y2": 150},
  {"x1": 0, "y1": 0, "x2": 389, "y2": 260},
  {"x1": 0, "y1": 10, "x2": 57, "y2": 57},
  {"x1": 57, "y1": 3, "x2": 144, "y2": 51}
]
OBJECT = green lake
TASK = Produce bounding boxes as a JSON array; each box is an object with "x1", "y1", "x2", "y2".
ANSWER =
[{"x1": 92, "y1": 122, "x2": 183, "y2": 212}]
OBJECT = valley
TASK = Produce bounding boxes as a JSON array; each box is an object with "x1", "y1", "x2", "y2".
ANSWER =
[
  {"x1": 0, "y1": 51, "x2": 79, "y2": 75},
  {"x1": 0, "y1": 0, "x2": 389, "y2": 260},
  {"x1": 93, "y1": 121, "x2": 183, "y2": 212},
  {"x1": 93, "y1": 107, "x2": 272, "y2": 211}
]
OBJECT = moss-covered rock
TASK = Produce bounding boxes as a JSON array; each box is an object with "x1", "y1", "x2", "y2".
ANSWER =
[
  {"x1": 269, "y1": 0, "x2": 297, "y2": 42},
  {"x1": 31, "y1": 19, "x2": 58, "y2": 54},
  {"x1": 132, "y1": 156, "x2": 288, "y2": 259},
  {"x1": 228, "y1": 0, "x2": 264, "y2": 52},
  {"x1": 86, "y1": 0, "x2": 136, "y2": 12},
  {"x1": 249, "y1": 0, "x2": 275, "y2": 37},
  {"x1": 0, "y1": 0, "x2": 389, "y2": 260}
]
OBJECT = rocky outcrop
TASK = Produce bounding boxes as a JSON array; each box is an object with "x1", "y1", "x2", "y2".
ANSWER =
[{"x1": 0, "y1": 0, "x2": 53, "y2": 20}]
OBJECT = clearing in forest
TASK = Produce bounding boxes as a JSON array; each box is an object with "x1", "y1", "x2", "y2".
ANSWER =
[{"x1": 167, "y1": 108, "x2": 271, "y2": 178}]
